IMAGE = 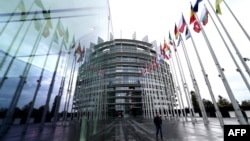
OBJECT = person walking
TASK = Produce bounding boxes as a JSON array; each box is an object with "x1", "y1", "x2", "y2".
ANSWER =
[{"x1": 154, "y1": 112, "x2": 163, "y2": 140}]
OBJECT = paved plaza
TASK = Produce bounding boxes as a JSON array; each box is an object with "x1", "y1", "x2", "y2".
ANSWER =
[{"x1": 0, "y1": 117, "x2": 244, "y2": 141}]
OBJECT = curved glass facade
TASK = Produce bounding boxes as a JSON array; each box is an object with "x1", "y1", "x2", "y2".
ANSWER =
[
  {"x1": 0, "y1": 0, "x2": 110, "y2": 134},
  {"x1": 74, "y1": 39, "x2": 177, "y2": 120}
]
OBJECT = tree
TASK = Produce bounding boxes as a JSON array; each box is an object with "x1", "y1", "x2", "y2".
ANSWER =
[
  {"x1": 202, "y1": 98, "x2": 213, "y2": 108},
  {"x1": 217, "y1": 95, "x2": 231, "y2": 107},
  {"x1": 241, "y1": 100, "x2": 250, "y2": 106},
  {"x1": 190, "y1": 91, "x2": 199, "y2": 111}
]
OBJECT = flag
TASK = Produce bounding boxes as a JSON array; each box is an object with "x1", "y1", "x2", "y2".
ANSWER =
[
  {"x1": 71, "y1": 35, "x2": 76, "y2": 49},
  {"x1": 163, "y1": 38, "x2": 168, "y2": 51},
  {"x1": 160, "y1": 43, "x2": 164, "y2": 55},
  {"x1": 18, "y1": 0, "x2": 26, "y2": 20},
  {"x1": 164, "y1": 53, "x2": 169, "y2": 60},
  {"x1": 64, "y1": 28, "x2": 69, "y2": 43},
  {"x1": 178, "y1": 14, "x2": 186, "y2": 33},
  {"x1": 62, "y1": 40, "x2": 67, "y2": 49},
  {"x1": 17, "y1": 0, "x2": 26, "y2": 12},
  {"x1": 33, "y1": 13, "x2": 42, "y2": 31},
  {"x1": 75, "y1": 43, "x2": 82, "y2": 54},
  {"x1": 168, "y1": 46, "x2": 172, "y2": 58},
  {"x1": 42, "y1": 24, "x2": 50, "y2": 38},
  {"x1": 193, "y1": 21, "x2": 201, "y2": 33},
  {"x1": 42, "y1": 19, "x2": 52, "y2": 37},
  {"x1": 190, "y1": 5, "x2": 196, "y2": 24},
  {"x1": 77, "y1": 54, "x2": 83, "y2": 62},
  {"x1": 76, "y1": 43, "x2": 82, "y2": 54},
  {"x1": 53, "y1": 33, "x2": 59, "y2": 44},
  {"x1": 177, "y1": 35, "x2": 182, "y2": 46},
  {"x1": 193, "y1": 0, "x2": 203, "y2": 12},
  {"x1": 57, "y1": 19, "x2": 65, "y2": 37},
  {"x1": 215, "y1": 0, "x2": 222, "y2": 15},
  {"x1": 174, "y1": 24, "x2": 179, "y2": 40},
  {"x1": 185, "y1": 27, "x2": 191, "y2": 40},
  {"x1": 152, "y1": 60, "x2": 159, "y2": 69},
  {"x1": 141, "y1": 68, "x2": 147, "y2": 76},
  {"x1": 173, "y1": 40, "x2": 177, "y2": 52},
  {"x1": 157, "y1": 54, "x2": 164, "y2": 64},
  {"x1": 200, "y1": 7, "x2": 209, "y2": 26},
  {"x1": 34, "y1": 0, "x2": 45, "y2": 10},
  {"x1": 168, "y1": 32, "x2": 173, "y2": 45}
]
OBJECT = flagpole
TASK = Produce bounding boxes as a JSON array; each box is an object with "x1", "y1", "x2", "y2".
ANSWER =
[
  {"x1": 62, "y1": 53, "x2": 76, "y2": 126},
  {"x1": 223, "y1": 0, "x2": 250, "y2": 41},
  {"x1": 50, "y1": 39, "x2": 68, "y2": 128},
  {"x1": 173, "y1": 39, "x2": 196, "y2": 124},
  {"x1": 67, "y1": 53, "x2": 78, "y2": 123},
  {"x1": 0, "y1": 18, "x2": 48, "y2": 136},
  {"x1": 179, "y1": 34, "x2": 209, "y2": 125},
  {"x1": 169, "y1": 57, "x2": 187, "y2": 122},
  {"x1": 204, "y1": 4, "x2": 250, "y2": 93},
  {"x1": 56, "y1": 50, "x2": 71, "y2": 126},
  {"x1": 165, "y1": 60, "x2": 178, "y2": 120},
  {"x1": 165, "y1": 57, "x2": 180, "y2": 121},
  {"x1": 193, "y1": 2, "x2": 248, "y2": 125},
  {"x1": 39, "y1": 32, "x2": 61, "y2": 131},
  {"x1": 186, "y1": 25, "x2": 224, "y2": 127},
  {"x1": 207, "y1": 0, "x2": 250, "y2": 79}
]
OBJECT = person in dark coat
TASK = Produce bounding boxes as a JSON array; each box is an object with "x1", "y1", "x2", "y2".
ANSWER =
[{"x1": 154, "y1": 112, "x2": 163, "y2": 140}]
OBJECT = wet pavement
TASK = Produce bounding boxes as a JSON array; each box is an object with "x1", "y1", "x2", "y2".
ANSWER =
[{"x1": 0, "y1": 117, "x2": 243, "y2": 141}]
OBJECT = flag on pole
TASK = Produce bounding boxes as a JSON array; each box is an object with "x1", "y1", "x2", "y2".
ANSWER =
[
  {"x1": 174, "y1": 24, "x2": 179, "y2": 40},
  {"x1": 17, "y1": 0, "x2": 26, "y2": 20},
  {"x1": 190, "y1": 5, "x2": 196, "y2": 24},
  {"x1": 57, "y1": 19, "x2": 65, "y2": 37},
  {"x1": 173, "y1": 40, "x2": 177, "y2": 52},
  {"x1": 71, "y1": 35, "x2": 76, "y2": 49},
  {"x1": 163, "y1": 38, "x2": 168, "y2": 51},
  {"x1": 193, "y1": 0, "x2": 203, "y2": 12},
  {"x1": 42, "y1": 20, "x2": 51, "y2": 38},
  {"x1": 215, "y1": 0, "x2": 222, "y2": 15},
  {"x1": 75, "y1": 42, "x2": 82, "y2": 54},
  {"x1": 178, "y1": 14, "x2": 186, "y2": 33},
  {"x1": 185, "y1": 27, "x2": 191, "y2": 40},
  {"x1": 168, "y1": 32, "x2": 173, "y2": 45},
  {"x1": 64, "y1": 28, "x2": 69, "y2": 43},
  {"x1": 193, "y1": 21, "x2": 201, "y2": 33},
  {"x1": 34, "y1": 0, "x2": 45, "y2": 10},
  {"x1": 77, "y1": 47, "x2": 85, "y2": 63},
  {"x1": 200, "y1": 7, "x2": 209, "y2": 26},
  {"x1": 177, "y1": 35, "x2": 182, "y2": 46},
  {"x1": 53, "y1": 32, "x2": 59, "y2": 44},
  {"x1": 160, "y1": 43, "x2": 164, "y2": 55},
  {"x1": 33, "y1": 13, "x2": 43, "y2": 31}
]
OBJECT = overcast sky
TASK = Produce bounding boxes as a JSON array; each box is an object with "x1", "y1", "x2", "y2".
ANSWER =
[{"x1": 109, "y1": 0, "x2": 250, "y2": 106}]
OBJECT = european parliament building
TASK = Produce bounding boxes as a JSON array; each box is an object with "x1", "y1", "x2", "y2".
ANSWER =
[{"x1": 73, "y1": 39, "x2": 177, "y2": 120}]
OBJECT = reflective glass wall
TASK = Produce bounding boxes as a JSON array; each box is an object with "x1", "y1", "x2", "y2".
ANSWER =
[{"x1": 0, "y1": 0, "x2": 110, "y2": 133}]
